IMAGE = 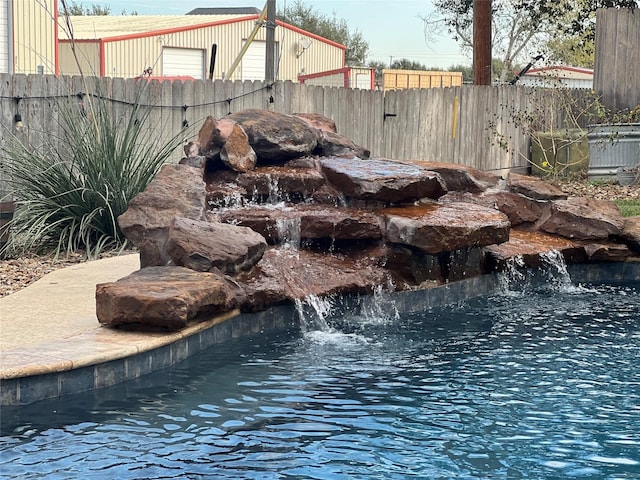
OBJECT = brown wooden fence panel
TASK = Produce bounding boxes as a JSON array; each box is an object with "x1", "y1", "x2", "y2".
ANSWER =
[
  {"x1": 594, "y1": 8, "x2": 640, "y2": 113},
  {"x1": 2, "y1": 72, "x2": 603, "y2": 194}
]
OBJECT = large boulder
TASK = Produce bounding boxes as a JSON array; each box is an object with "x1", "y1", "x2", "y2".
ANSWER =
[
  {"x1": 292, "y1": 112, "x2": 337, "y2": 133},
  {"x1": 197, "y1": 116, "x2": 237, "y2": 158},
  {"x1": 118, "y1": 164, "x2": 206, "y2": 267},
  {"x1": 236, "y1": 247, "x2": 388, "y2": 312},
  {"x1": 216, "y1": 205, "x2": 382, "y2": 243},
  {"x1": 96, "y1": 266, "x2": 245, "y2": 330},
  {"x1": 105, "y1": 109, "x2": 636, "y2": 331},
  {"x1": 219, "y1": 123, "x2": 257, "y2": 172},
  {"x1": 316, "y1": 130, "x2": 371, "y2": 158},
  {"x1": 484, "y1": 229, "x2": 585, "y2": 270},
  {"x1": 235, "y1": 165, "x2": 326, "y2": 202},
  {"x1": 320, "y1": 157, "x2": 447, "y2": 203},
  {"x1": 416, "y1": 161, "x2": 500, "y2": 193},
  {"x1": 228, "y1": 109, "x2": 320, "y2": 162},
  {"x1": 167, "y1": 217, "x2": 267, "y2": 273},
  {"x1": 507, "y1": 173, "x2": 568, "y2": 200},
  {"x1": 620, "y1": 216, "x2": 640, "y2": 253},
  {"x1": 383, "y1": 202, "x2": 510, "y2": 254},
  {"x1": 439, "y1": 190, "x2": 552, "y2": 227},
  {"x1": 536, "y1": 197, "x2": 626, "y2": 240}
]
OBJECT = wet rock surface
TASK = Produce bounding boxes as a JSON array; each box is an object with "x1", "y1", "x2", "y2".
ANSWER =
[
  {"x1": 117, "y1": 165, "x2": 206, "y2": 268},
  {"x1": 320, "y1": 157, "x2": 446, "y2": 202},
  {"x1": 96, "y1": 109, "x2": 638, "y2": 331},
  {"x1": 167, "y1": 217, "x2": 267, "y2": 273},
  {"x1": 383, "y1": 203, "x2": 510, "y2": 254},
  {"x1": 536, "y1": 197, "x2": 625, "y2": 240},
  {"x1": 96, "y1": 266, "x2": 245, "y2": 330}
]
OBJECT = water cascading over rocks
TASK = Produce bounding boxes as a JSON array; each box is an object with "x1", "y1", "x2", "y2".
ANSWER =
[{"x1": 96, "y1": 109, "x2": 639, "y2": 330}]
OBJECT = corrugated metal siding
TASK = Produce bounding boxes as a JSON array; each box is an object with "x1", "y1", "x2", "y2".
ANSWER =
[
  {"x1": 58, "y1": 42, "x2": 100, "y2": 76},
  {"x1": 383, "y1": 70, "x2": 464, "y2": 91},
  {"x1": 0, "y1": 0, "x2": 9, "y2": 73},
  {"x1": 303, "y1": 71, "x2": 346, "y2": 88},
  {"x1": 13, "y1": 0, "x2": 56, "y2": 74},
  {"x1": 59, "y1": 16, "x2": 343, "y2": 82},
  {"x1": 274, "y1": 23, "x2": 343, "y2": 81}
]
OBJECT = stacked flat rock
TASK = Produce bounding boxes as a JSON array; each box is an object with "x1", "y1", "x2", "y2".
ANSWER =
[{"x1": 100, "y1": 109, "x2": 635, "y2": 330}]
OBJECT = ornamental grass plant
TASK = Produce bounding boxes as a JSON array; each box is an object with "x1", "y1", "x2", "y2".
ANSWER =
[{"x1": 0, "y1": 83, "x2": 186, "y2": 259}]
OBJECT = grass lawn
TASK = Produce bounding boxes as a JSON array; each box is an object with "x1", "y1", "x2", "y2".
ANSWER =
[{"x1": 616, "y1": 199, "x2": 640, "y2": 217}]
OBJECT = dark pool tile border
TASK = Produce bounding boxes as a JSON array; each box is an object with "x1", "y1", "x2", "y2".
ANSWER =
[{"x1": 2, "y1": 262, "x2": 637, "y2": 406}]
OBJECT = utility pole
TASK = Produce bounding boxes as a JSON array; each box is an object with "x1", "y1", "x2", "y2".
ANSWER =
[
  {"x1": 265, "y1": 0, "x2": 276, "y2": 82},
  {"x1": 473, "y1": 0, "x2": 492, "y2": 85}
]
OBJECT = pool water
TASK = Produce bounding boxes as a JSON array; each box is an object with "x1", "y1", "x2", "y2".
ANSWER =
[{"x1": 1, "y1": 281, "x2": 639, "y2": 479}]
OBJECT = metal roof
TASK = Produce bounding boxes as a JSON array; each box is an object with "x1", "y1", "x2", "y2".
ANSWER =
[
  {"x1": 187, "y1": 7, "x2": 261, "y2": 15},
  {"x1": 59, "y1": 14, "x2": 253, "y2": 40}
]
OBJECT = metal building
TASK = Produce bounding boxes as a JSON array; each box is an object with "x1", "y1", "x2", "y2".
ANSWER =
[
  {"x1": 1, "y1": 0, "x2": 58, "y2": 75},
  {"x1": 518, "y1": 66, "x2": 594, "y2": 89},
  {"x1": 58, "y1": 12, "x2": 345, "y2": 81}
]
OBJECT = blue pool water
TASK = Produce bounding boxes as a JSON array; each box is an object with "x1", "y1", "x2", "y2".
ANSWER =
[{"x1": 1, "y1": 280, "x2": 639, "y2": 479}]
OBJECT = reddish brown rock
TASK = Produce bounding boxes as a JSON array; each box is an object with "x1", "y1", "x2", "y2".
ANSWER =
[
  {"x1": 316, "y1": 131, "x2": 371, "y2": 159},
  {"x1": 293, "y1": 112, "x2": 337, "y2": 133},
  {"x1": 236, "y1": 247, "x2": 388, "y2": 312},
  {"x1": 414, "y1": 161, "x2": 500, "y2": 193},
  {"x1": 484, "y1": 230, "x2": 585, "y2": 270},
  {"x1": 235, "y1": 166, "x2": 325, "y2": 201},
  {"x1": 216, "y1": 205, "x2": 382, "y2": 243},
  {"x1": 508, "y1": 173, "x2": 568, "y2": 200},
  {"x1": 197, "y1": 116, "x2": 237, "y2": 158},
  {"x1": 167, "y1": 217, "x2": 267, "y2": 273},
  {"x1": 383, "y1": 202, "x2": 510, "y2": 254},
  {"x1": 621, "y1": 216, "x2": 640, "y2": 253},
  {"x1": 228, "y1": 109, "x2": 320, "y2": 162},
  {"x1": 581, "y1": 242, "x2": 631, "y2": 262},
  {"x1": 184, "y1": 141, "x2": 200, "y2": 157},
  {"x1": 96, "y1": 266, "x2": 245, "y2": 330},
  {"x1": 220, "y1": 123, "x2": 257, "y2": 172},
  {"x1": 536, "y1": 197, "x2": 625, "y2": 240},
  {"x1": 382, "y1": 244, "x2": 443, "y2": 286},
  {"x1": 118, "y1": 164, "x2": 206, "y2": 267},
  {"x1": 484, "y1": 190, "x2": 551, "y2": 226},
  {"x1": 439, "y1": 190, "x2": 551, "y2": 226},
  {"x1": 320, "y1": 157, "x2": 446, "y2": 203}
]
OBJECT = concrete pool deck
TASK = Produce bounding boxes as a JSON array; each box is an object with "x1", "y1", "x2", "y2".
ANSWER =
[{"x1": 0, "y1": 254, "x2": 248, "y2": 405}]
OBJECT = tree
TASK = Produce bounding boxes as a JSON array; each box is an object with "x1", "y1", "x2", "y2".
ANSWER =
[
  {"x1": 278, "y1": 1, "x2": 369, "y2": 65},
  {"x1": 60, "y1": 1, "x2": 110, "y2": 15},
  {"x1": 390, "y1": 58, "x2": 430, "y2": 70},
  {"x1": 367, "y1": 60, "x2": 387, "y2": 88},
  {"x1": 59, "y1": 1, "x2": 137, "y2": 15},
  {"x1": 448, "y1": 63, "x2": 473, "y2": 82},
  {"x1": 422, "y1": 0, "x2": 638, "y2": 83},
  {"x1": 545, "y1": 35, "x2": 595, "y2": 68}
]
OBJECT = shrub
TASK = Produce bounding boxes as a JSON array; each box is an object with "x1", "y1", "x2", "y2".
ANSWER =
[{"x1": 0, "y1": 84, "x2": 186, "y2": 258}]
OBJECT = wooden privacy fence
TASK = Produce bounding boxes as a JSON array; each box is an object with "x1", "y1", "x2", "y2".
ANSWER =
[
  {"x1": 1, "y1": 73, "x2": 591, "y2": 192},
  {"x1": 594, "y1": 8, "x2": 640, "y2": 113}
]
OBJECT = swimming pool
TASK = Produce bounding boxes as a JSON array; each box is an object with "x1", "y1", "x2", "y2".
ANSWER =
[{"x1": 1, "y1": 275, "x2": 639, "y2": 479}]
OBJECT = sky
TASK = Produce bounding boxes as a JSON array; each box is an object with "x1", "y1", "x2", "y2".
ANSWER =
[{"x1": 67, "y1": 0, "x2": 470, "y2": 68}]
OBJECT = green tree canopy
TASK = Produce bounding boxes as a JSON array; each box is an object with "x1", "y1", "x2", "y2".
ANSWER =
[
  {"x1": 278, "y1": 1, "x2": 369, "y2": 65},
  {"x1": 390, "y1": 58, "x2": 430, "y2": 70},
  {"x1": 422, "y1": 0, "x2": 637, "y2": 82},
  {"x1": 59, "y1": 1, "x2": 137, "y2": 15}
]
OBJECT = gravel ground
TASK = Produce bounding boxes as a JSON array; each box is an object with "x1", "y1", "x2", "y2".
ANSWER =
[{"x1": 1, "y1": 180, "x2": 638, "y2": 298}]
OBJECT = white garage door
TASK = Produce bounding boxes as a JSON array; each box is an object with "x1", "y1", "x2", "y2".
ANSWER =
[
  {"x1": 241, "y1": 40, "x2": 265, "y2": 81},
  {"x1": 241, "y1": 40, "x2": 278, "y2": 81},
  {"x1": 162, "y1": 47, "x2": 205, "y2": 79},
  {"x1": 0, "y1": 1, "x2": 9, "y2": 74}
]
